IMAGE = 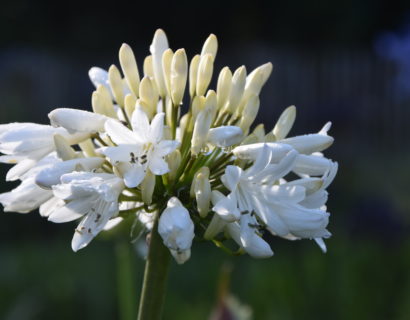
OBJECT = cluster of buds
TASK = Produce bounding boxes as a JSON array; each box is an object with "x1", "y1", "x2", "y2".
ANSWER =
[{"x1": 0, "y1": 29, "x2": 337, "y2": 264}]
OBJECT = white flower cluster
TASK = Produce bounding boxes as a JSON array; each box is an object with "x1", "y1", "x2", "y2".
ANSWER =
[{"x1": 0, "y1": 29, "x2": 337, "y2": 263}]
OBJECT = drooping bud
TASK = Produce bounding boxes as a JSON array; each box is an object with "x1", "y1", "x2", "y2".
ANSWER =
[
  {"x1": 150, "y1": 29, "x2": 169, "y2": 97},
  {"x1": 201, "y1": 34, "x2": 218, "y2": 58},
  {"x1": 216, "y1": 67, "x2": 232, "y2": 110},
  {"x1": 158, "y1": 197, "x2": 195, "y2": 264},
  {"x1": 196, "y1": 54, "x2": 214, "y2": 97},
  {"x1": 207, "y1": 126, "x2": 243, "y2": 148},
  {"x1": 170, "y1": 49, "x2": 188, "y2": 106},
  {"x1": 273, "y1": 105, "x2": 296, "y2": 140},
  {"x1": 141, "y1": 170, "x2": 155, "y2": 205},
  {"x1": 119, "y1": 43, "x2": 140, "y2": 97},
  {"x1": 108, "y1": 65, "x2": 125, "y2": 107},
  {"x1": 49, "y1": 108, "x2": 107, "y2": 134}
]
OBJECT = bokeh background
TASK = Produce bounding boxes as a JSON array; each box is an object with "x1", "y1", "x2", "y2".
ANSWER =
[{"x1": 1, "y1": 1, "x2": 410, "y2": 319}]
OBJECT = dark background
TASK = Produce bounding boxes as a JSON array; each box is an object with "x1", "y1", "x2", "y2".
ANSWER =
[{"x1": 1, "y1": 1, "x2": 410, "y2": 319}]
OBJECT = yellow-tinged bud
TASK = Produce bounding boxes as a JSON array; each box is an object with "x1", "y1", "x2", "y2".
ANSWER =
[
  {"x1": 54, "y1": 134, "x2": 76, "y2": 160},
  {"x1": 170, "y1": 49, "x2": 188, "y2": 106},
  {"x1": 167, "y1": 149, "x2": 181, "y2": 182},
  {"x1": 191, "y1": 95, "x2": 206, "y2": 122},
  {"x1": 201, "y1": 34, "x2": 218, "y2": 58},
  {"x1": 192, "y1": 109, "x2": 212, "y2": 155},
  {"x1": 162, "y1": 49, "x2": 174, "y2": 96},
  {"x1": 179, "y1": 113, "x2": 189, "y2": 137},
  {"x1": 139, "y1": 77, "x2": 159, "y2": 117},
  {"x1": 196, "y1": 54, "x2": 214, "y2": 97},
  {"x1": 189, "y1": 55, "x2": 200, "y2": 98},
  {"x1": 273, "y1": 105, "x2": 296, "y2": 140},
  {"x1": 223, "y1": 66, "x2": 246, "y2": 114},
  {"x1": 137, "y1": 99, "x2": 153, "y2": 120},
  {"x1": 239, "y1": 94, "x2": 260, "y2": 133},
  {"x1": 265, "y1": 132, "x2": 276, "y2": 142},
  {"x1": 204, "y1": 90, "x2": 217, "y2": 122},
  {"x1": 119, "y1": 43, "x2": 140, "y2": 97},
  {"x1": 216, "y1": 67, "x2": 232, "y2": 110},
  {"x1": 141, "y1": 170, "x2": 155, "y2": 205},
  {"x1": 108, "y1": 65, "x2": 125, "y2": 107},
  {"x1": 124, "y1": 94, "x2": 137, "y2": 120},
  {"x1": 253, "y1": 124, "x2": 265, "y2": 141},
  {"x1": 91, "y1": 91, "x2": 104, "y2": 115},
  {"x1": 248, "y1": 62, "x2": 273, "y2": 88},
  {"x1": 79, "y1": 139, "x2": 97, "y2": 157},
  {"x1": 143, "y1": 55, "x2": 154, "y2": 78},
  {"x1": 165, "y1": 96, "x2": 173, "y2": 128}
]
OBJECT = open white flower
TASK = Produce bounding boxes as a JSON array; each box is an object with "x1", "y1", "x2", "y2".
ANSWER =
[
  {"x1": 51, "y1": 172, "x2": 125, "y2": 251},
  {"x1": 0, "y1": 123, "x2": 87, "y2": 181},
  {"x1": 158, "y1": 197, "x2": 195, "y2": 264},
  {"x1": 103, "y1": 107, "x2": 179, "y2": 188}
]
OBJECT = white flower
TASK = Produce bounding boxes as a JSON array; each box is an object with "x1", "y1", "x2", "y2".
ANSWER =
[
  {"x1": 207, "y1": 126, "x2": 243, "y2": 148},
  {"x1": 103, "y1": 107, "x2": 179, "y2": 188},
  {"x1": 50, "y1": 172, "x2": 125, "y2": 251},
  {"x1": 49, "y1": 108, "x2": 108, "y2": 134},
  {"x1": 215, "y1": 145, "x2": 331, "y2": 243},
  {"x1": 225, "y1": 213, "x2": 274, "y2": 258},
  {"x1": 0, "y1": 123, "x2": 87, "y2": 181},
  {"x1": 158, "y1": 197, "x2": 195, "y2": 264}
]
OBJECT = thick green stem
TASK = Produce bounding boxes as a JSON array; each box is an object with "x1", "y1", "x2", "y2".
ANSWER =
[{"x1": 137, "y1": 219, "x2": 171, "y2": 320}]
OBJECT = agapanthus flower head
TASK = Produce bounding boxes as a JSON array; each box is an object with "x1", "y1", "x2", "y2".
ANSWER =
[{"x1": 0, "y1": 29, "x2": 337, "y2": 264}]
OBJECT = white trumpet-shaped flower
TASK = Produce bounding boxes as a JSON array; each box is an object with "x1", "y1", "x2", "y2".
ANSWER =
[
  {"x1": 51, "y1": 172, "x2": 125, "y2": 251},
  {"x1": 103, "y1": 107, "x2": 179, "y2": 188},
  {"x1": 158, "y1": 197, "x2": 195, "y2": 264}
]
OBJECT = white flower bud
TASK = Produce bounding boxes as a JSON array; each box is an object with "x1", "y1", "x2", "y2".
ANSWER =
[
  {"x1": 247, "y1": 62, "x2": 273, "y2": 89},
  {"x1": 143, "y1": 55, "x2": 154, "y2": 78},
  {"x1": 124, "y1": 94, "x2": 137, "y2": 120},
  {"x1": 49, "y1": 108, "x2": 107, "y2": 134},
  {"x1": 88, "y1": 67, "x2": 110, "y2": 93},
  {"x1": 201, "y1": 34, "x2": 218, "y2": 58},
  {"x1": 53, "y1": 134, "x2": 76, "y2": 161},
  {"x1": 170, "y1": 49, "x2": 188, "y2": 106},
  {"x1": 273, "y1": 105, "x2": 296, "y2": 140},
  {"x1": 78, "y1": 139, "x2": 97, "y2": 157},
  {"x1": 108, "y1": 65, "x2": 125, "y2": 106},
  {"x1": 158, "y1": 197, "x2": 195, "y2": 264},
  {"x1": 189, "y1": 55, "x2": 200, "y2": 98},
  {"x1": 191, "y1": 95, "x2": 206, "y2": 122},
  {"x1": 191, "y1": 108, "x2": 212, "y2": 155},
  {"x1": 167, "y1": 149, "x2": 181, "y2": 182},
  {"x1": 194, "y1": 171, "x2": 211, "y2": 218},
  {"x1": 239, "y1": 94, "x2": 259, "y2": 133},
  {"x1": 207, "y1": 126, "x2": 243, "y2": 148},
  {"x1": 293, "y1": 154, "x2": 334, "y2": 176},
  {"x1": 150, "y1": 29, "x2": 169, "y2": 97},
  {"x1": 141, "y1": 170, "x2": 155, "y2": 205},
  {"x1": 190, "y1": 167, "x2": 210, "y2": 197},
  {"x1": 119, "y1": 43, "x2": 140, "y2": 97},
  {"x1": 233, "y1": 142, "x2": 293, "y2": 162},
  {"x1": 162, "y1": 48, "x2": 173, "y2": 96},
  {"x1": 216, "y1": 67, "x2": 232, "y2": 110},
  {"x1": 96, "y1": 85, "x2": 117, "y2": 118},
  {"x1": 196, "y1": 54, "x2": 214, "y2": 97},
  {"x1": 139, "y1": 77, "x2": 159, "y2": 118},
  {"x1": 223, "y1": 66, "x2": 246, "y2": 114}
]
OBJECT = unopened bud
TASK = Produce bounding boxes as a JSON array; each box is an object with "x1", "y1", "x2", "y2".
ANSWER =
[
  {"x1": 191, "y1": 109, "x2": 212, "y2": 155},
  {"x1": 162, "y1": 48, "x2": 173, "y2": 96},
  {"x1": 141, "y1": 170, "x2": 155, "y2": 205},
  {"x1": 273, "y1": 105, "x2": 296, "y2": 140},
  {"x1": 54, "y1": 134, "x2": 77, "y2": 160},
  {"x1": 216, "y1": 67, "x2": 232, "y2": 110},
  {"x1": 239, "y1": 95, "x2": 260, "y2": 133},
  {"x1": 119, "y1": 43, "x2": 140, "y2": 97},
  {"x1": 143, "y1": 55, "x2": 154, "y2": 78},
  {"x1": 78, "y1": 139, "x2": 97, "y2": 157},
  {"x1": 201, "y1": 34, "x2": 218, "y2": 58},
  {"x1": 170, "y1": 49, "x2": 188, "y2": 106},
  {"x1": 189, "y1": 55, "x2": 200, "y2": 98},
  {"x1": 223, "y1": 66, "x2": 246, "y2": 114},
  {"x1": 139, "y1": 77, "x2": 159, "y2": 118},
  {"x1": 108, "y1": 65, "x2": 125, "y2": 107},
  {"x1": 124, "y1": 94, "x2": 137, "y2": 120},
  {"x1": 191, "y1": 95, "x2": 206, "y2": 122},
  {"x1": 207, "y1": 126, "x2": 243, "y2": 148},
  {"x1": 196, "y1": 54, "x2": 214, "y2": 97},
  {"x1": 193, "y1": 168, "x2": 211, "y2": 218},
  {"x1": 150, "y1": 29, "x2": 169, "y2": 97},
  {"x1": 167, "y1": 149, "x2": 181, "y2": 182}
]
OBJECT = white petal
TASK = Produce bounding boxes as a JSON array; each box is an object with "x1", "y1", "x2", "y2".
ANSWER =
[
  {"x1": 123, "y1": 164, "x2": 146, "y2": 188},
  {"x1": 221, "y1": 165, "x2": 242, "y2": 191},
  {"x1": 149, "y1": 157, "x2": 169, "y2": 175},
  {"x1": 155, "y1": 140, "x2": 179, "y2": 157},
  {"x1": 104, "y1": 119, "x2": 136, "y2": 144},
  {"x1": 131, "y1": 107, "x2": 150, "y2": 142},
  {"x1": 49, "y1": 108, "x2": 108, "y2": 134},
  {"x1": 212, "y1": 193, "x2": 241, "y2": 222},
  {"x1": 233, "y1": 142, "x2": 293, "y2": 162},
  {"x1": 149, "y1": 112, "x2": 165, "y2": 143},
  {"x1": 207, "y1": 126, "x2": 243, "y2": 147},
  {"x1": 88, "y1": 67, "x2": 110, "y2": 92},
  {"x1": 281, "y1": 134, "x2": 334, "y2": 154},
  {"x1": 261, "y1": 185, "x2": 306, "y2": 204},
  {"x1": 103, "y1": 145, "x2": 141, "y2": 164},
  {"x1": 48, "y1": 200, "x2": 88, "y2": 223}
]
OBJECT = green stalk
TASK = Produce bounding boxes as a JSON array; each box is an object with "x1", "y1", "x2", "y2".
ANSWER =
[{"x1": 137, "y1": 218, "x2": 171, "y2": 320}]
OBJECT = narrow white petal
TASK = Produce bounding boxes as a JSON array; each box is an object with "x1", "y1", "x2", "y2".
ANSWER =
[
  {"x1": 149, "y1": 112, "x2": 165, "y2": 143},
  {"x1": 149, "y1": 157, "x2": 169, "y2": 175},
  {"x1": 104, "y1": 119, "x2": 136, "y2": 144},
  {"x1": 221, "y1": 165, "x2": 242, "y2": 191},
  {"x1": 131, "y1": 107, "x2": 150, "y2": 141}
]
